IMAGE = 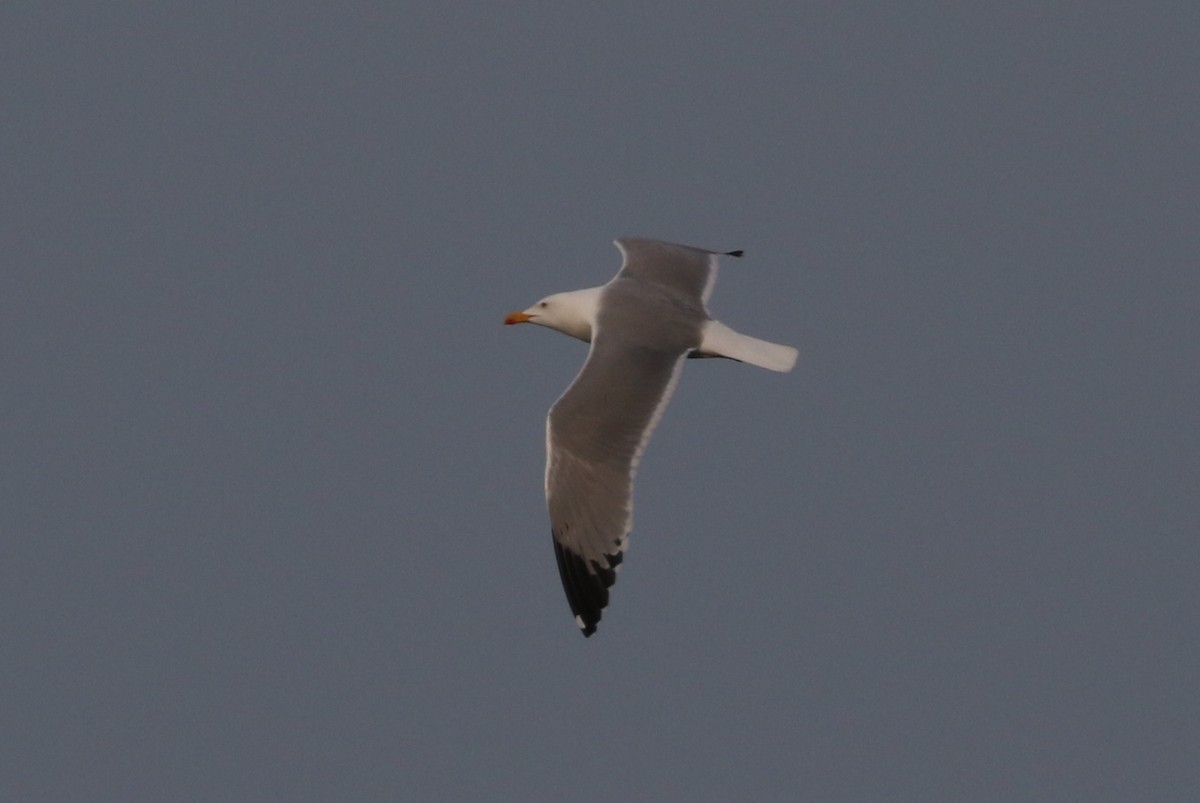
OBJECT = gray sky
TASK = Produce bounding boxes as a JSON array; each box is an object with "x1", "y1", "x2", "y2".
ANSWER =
[{"x1": 4, "y1": 3, "x2": 1197, "y2": 801}]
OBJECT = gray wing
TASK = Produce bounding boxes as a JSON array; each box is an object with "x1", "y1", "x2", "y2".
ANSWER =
[
  {"x1": 546, "y1": 322, "x2": 690, "y2": 636},
  {"x1": 614, "y1": 237, "x2": 741, "y2": 306}
]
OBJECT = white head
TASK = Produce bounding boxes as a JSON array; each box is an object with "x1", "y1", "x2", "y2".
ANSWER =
[{"x1": 503, "y1": 287, "x2": 603, "y2": 343}]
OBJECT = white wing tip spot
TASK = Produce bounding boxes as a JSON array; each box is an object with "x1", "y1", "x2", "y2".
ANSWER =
[{"x1": 574, "y1": 615, "x2": 587, "y2": 630}]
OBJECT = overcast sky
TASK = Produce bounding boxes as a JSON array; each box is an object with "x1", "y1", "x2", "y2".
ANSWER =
[{"x1": 4, "y1": 3, "x2": 1198, "y2": 801}]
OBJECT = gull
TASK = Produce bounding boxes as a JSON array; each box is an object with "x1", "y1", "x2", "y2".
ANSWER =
[{"x1": 505, "y1": 237, "x2": 797, "y2": 636}]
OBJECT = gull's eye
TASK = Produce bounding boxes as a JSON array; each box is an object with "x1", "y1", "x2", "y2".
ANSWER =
[{"x1": 539, "y1": 301, "x2": 548, "y2": 308}]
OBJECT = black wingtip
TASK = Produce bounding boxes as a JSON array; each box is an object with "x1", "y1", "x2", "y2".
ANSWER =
[
  {"x1": 724, "y1": 249, "x2": 744, "y2": 258},
  {"x1": 552, "y1": 534, "x2": 618, "y2": 637}
]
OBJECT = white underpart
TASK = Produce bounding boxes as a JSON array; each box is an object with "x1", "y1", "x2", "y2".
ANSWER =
[{"x1": 697, "y1": 320, "x2": 798, "y2": 372}]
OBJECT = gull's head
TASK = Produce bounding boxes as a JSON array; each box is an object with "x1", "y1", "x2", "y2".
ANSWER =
[{"x1": 503, "y1": 288, "x2": 601, "y2": 343}]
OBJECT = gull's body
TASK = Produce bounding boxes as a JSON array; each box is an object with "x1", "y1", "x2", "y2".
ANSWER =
[{"x1": 505, "y1": 237, "x2": 797, "y2": 636}]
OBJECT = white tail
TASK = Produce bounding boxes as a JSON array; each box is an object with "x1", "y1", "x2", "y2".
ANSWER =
[{"x1": 697, "y1": 320, "x2": 798, "y2": 373}]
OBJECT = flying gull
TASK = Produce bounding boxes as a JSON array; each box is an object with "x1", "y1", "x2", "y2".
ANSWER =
[{"x1": 505, "y1": 237, "x2": 797, "y2": 636}]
